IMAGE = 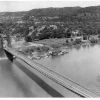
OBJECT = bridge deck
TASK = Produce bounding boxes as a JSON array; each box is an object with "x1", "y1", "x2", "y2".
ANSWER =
[{"x1": 0, "y1": 58, "x2": 80, "y2": 97}]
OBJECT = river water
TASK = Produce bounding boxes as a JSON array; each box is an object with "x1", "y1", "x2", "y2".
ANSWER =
[
  {"x1": 35, "y1": 44, "x2": 100, "y2": 96},
  {"x1": 0, "y1": 50, "x2": 51, "y2": 97},
  {"x1": 2, "y1": 44, "x2": 100, "y2": 96}
]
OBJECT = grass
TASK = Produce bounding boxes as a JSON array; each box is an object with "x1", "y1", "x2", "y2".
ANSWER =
[{"x1": 34, "y1": 38, "x2": 67, "y2": 49}]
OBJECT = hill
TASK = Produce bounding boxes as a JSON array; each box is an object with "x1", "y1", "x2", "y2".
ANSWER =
[
  {"x1": 1, "y1": 6, "x2": 100, "y2": 39},
  {"x1": 26, "y1": 7, "x2": 81, "y2": 17}
]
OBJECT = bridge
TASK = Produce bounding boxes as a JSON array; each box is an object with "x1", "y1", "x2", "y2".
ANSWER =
[
  {"x1": 0, "y1": 46, "x2": 97, "y2": 97},
  {"x1": 0, "y1": 36, "x2": 98, "y2": 97}
]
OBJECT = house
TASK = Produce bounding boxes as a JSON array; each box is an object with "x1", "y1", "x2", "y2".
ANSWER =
[
  {"x1": 89, "y1": 35, "x2": 99, "y2": 43},
  {"x1": 72, "y1": 30, "x2": 80, "y2": 36},
  {"x1": 49, "y1": 25, "x2": 57, "y2": 30},
  {"x1": 89, "y1": 35, "x2": 99, "y2": 40},
  {"x1": 66, "y1": 35, "x2": 84, "y2": 44}
]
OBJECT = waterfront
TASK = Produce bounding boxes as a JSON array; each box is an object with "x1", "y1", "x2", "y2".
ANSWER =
[{"x1": 35, "y1": 44, "x2": 100, "y2": 96}]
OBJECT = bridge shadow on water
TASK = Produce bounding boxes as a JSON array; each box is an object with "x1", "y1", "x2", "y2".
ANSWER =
[{"x1": 14, "y1": 59, "x2": 63, "y2": 97}]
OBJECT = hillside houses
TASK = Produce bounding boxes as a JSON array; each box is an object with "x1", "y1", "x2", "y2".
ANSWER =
[{"x1": 49, "y1": 25, "x2": 57, "y2": 29}]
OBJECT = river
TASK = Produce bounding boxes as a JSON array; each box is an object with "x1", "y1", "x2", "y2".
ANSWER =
[
  {"x1": 35, "y1": 44, "x2": 100, "y2": 96},
  {"x1": 0, "y1": 50, "x2": 51, "y2": 97}
]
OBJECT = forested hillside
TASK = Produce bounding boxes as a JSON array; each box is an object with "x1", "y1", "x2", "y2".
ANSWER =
[{"x1": 0, "y1": 6, "x2": 100, "y2": 40}]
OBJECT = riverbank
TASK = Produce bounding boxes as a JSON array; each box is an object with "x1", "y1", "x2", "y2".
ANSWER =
[
  {"x1": 11, "y1": 38, "x2": 69, "y2": 60},
  {"x1": 12, "y1": 38, "x2": 100, "y2": 60},
  {"x1": 34, "y1": 38, "x2": 69, "y2": 57}
]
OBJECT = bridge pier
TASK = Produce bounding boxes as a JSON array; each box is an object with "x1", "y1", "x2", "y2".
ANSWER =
[
  {"x1": 0, "y1": 36, "x2": 3, "y2": 49},
  {"x1": 0, "y1": 36, "x2": 5, "y2": 57},
  {"x1": 4, "y1": 34, "x2": 14, "y2": 61},
  {"x1": 6, "y1": 35, "x2": 12, "y2": 47}
]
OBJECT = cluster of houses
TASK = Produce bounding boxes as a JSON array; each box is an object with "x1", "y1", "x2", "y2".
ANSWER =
[
  {"x1": 28, "y1": 24, "x2": 100, "y2": 43},
  {"x1": 66, "y1": 29, "x2": 100, "y2": 44}
]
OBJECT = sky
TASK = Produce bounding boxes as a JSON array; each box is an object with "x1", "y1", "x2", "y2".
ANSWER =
[{"x1": 0, "y1": 0, "x2": 100, "y2": 12}]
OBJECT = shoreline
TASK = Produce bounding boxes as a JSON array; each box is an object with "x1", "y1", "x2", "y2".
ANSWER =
[{"x1": 12, "y1": 38, "x2": 100, "y2": 60}]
